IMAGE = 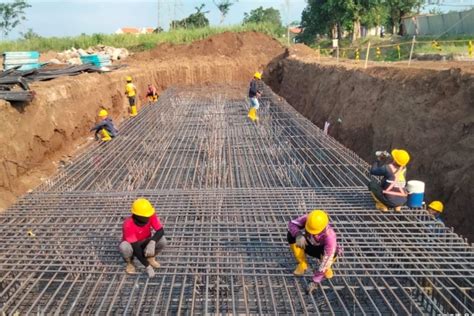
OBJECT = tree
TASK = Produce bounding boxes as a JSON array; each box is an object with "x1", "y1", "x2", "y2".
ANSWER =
[
  {"x1": 0, "y1": 0, "x2": 31, "y2": 37},
  {"x1": 298, "y1": 0, "x2": 352, "y2": 43},
  {"x1": 20, "y1": 28, "x2": 39, "y2": 40},
  {"x1": 243, "y1": 6, "x2": 282, "y2": 28},
  {"x1": 214, "y1": 0, "x2": 236, "y2": 24},
  {"x1": 346, "y1": 0, "x2": 381, "y2": 41},
  {"x1": 170, "y1": 4, "x2": 210, "y2": 29},
  {"x1": 385, "y1": 0, "x2": 423, "y2": 35}
]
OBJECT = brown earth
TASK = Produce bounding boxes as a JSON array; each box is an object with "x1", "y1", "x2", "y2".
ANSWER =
[
  {"x1": 0, "y1": 31, "x2": 285, "y2": 211},
  {"x1": 265, "y1": 46, "x2": 474, "y2": 241}
]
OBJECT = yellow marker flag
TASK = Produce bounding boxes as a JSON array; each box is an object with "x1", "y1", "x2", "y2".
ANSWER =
[{"x1": 469, "y1": 41, "x2": 473, "y2": 57}]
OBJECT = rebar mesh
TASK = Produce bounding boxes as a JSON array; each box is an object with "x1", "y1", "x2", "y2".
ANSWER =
[{"x1": 0, "y1": 84, "x2": 472, "y2": 315}]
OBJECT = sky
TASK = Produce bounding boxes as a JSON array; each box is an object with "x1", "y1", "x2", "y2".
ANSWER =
[
  {"x1": 8, "y1": 0, "x2": 474, "y2": 39},
  {"x1": 10, "y1": 0, "x2": 307, "y2": 38}
]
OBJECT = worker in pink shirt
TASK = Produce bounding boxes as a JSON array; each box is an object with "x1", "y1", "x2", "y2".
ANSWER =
[
  {"x1": 287, "y1": 210, "x2": 341, "y2": 294},
  {"x1": 119, "y1": 198, "x2": 167, "y2": 277}
]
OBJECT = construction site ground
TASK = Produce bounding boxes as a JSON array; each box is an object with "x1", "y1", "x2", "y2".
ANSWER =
[{"x1": 0, "y1": 32, "x2": 473, "y2": 313}]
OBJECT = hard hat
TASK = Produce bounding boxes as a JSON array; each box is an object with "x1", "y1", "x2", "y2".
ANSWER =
[
  {"x1": 98, "y1": 109, "x2": 108, "y2": 117},
  {"x1": 131, "y1": 198, "x2": 155, "y2": 217},
  {"x1": 305, "y1": 210, "x2": 329, "y2": 235},
  {"x1": 254, "y1": 72, "x2": 262, "y2": 79},
  {"x1": 428, "y1": 201, "x2": 444, "y2": 213},
  {"x1": 391, "y1": 149, "x2": 410, "y2": 167},
  {"x1": 126, "y1": 76, "x2": 132, "y2": 82}
]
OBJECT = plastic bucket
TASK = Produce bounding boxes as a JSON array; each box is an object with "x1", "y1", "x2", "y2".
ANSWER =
[{"x1": 407, "y1": 180, "x2": 425, "y2": 208}]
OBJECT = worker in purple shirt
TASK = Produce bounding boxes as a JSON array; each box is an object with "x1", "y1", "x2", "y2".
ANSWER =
[{"x1": 288, "y1": 210, "x2": 341, "y2": 294}]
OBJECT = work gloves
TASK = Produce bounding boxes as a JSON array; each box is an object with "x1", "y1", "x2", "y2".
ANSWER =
[
  {"x1": 295, "y1": 232, "x2": 307, "y2": 249},
  {"x1": 145, "y1": 265, "x2": 155, "y2": 278},
  {"x1": 307, "y1": 282, "x2": 317, "y2": 294},
  {"x1": 144, "y1": 240, "x2": 156, "y2": 257}
]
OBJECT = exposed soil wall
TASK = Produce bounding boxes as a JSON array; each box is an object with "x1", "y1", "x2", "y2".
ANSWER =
[
  {"x1": 0, "y1": 32, "x2": 285, "y2": 210},
  {"x1": 265, "y1": 46, "x2": 474, "y2": 241}
]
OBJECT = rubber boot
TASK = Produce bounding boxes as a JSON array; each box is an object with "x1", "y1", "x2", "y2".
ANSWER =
[
  {"x1": 248, "y1": 107, "x2": 258, "y2": 122},
  {"x1": 125, "y1": 258, "x2": 136, "y2": 274},
  {"x1": 290, "y1": 244, "x2": 308, "y2": 276},
  {"x1": 370, "y1": 192, "x2": 388, "y2": 212},
  {"x1": 101, "y1": 128, "x2": 112, "y2": 142},
  {"x1": 147, "y1": 257, "x2": 160, "y2": 268},
  {"x1": 130, "y1": 105, "x2": 138, "y2": 117}
]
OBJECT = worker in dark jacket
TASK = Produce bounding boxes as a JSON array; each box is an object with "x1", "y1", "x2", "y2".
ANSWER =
[
  {"x1": 248, "y1": 72, "x2": 262, "y2": 122},
  {"x1": 90, "y1": 109, "x2": 118, "y2": 142},
  {"x1": 119, "y1": 198, "x2": 167, "y2": 277},
  {"x1": 368, "y1": 149, "x2": 410, "y2": 212}
]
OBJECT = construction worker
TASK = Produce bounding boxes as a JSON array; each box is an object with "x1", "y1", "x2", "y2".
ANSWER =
[
  {"x1": 247, "y1": 72, "x2": 262, "y2": 122},
  {"x1": 146, "y1": 83, "x2": 158, "y2": 104},
  {"x1": 90, "y1": 109, "x2": 118, "y2": 142},
  {"x1": 427, "y1": 200, "x2": 444, "y2": 222},
  {"x1": 125, "y1": 76, "x2": 138, "y2": 117},
  {"x1": 368, "y1": 149, "x2": 410, "y2": 212},
  {"x1": 288, "y1": 210, "x2": 340, "y2": 294},
  {"x1": 119, "y1": 198, "x2": 166, "y2": 278}
]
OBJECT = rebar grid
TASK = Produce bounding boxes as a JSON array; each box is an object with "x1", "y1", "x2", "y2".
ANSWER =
[{"x1": 0, "y1": 84, "x2": 472, "y2": 315}]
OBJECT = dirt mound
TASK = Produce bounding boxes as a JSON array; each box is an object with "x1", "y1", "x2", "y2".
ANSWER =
[
  {"x1": 265, "y1": 46, "x2": 474, "y2": 241},
  {"x1": 0, "y1": 32, "x2": 285, "y2": 211},
  {"x1": 133, "y1": 31, "x2": 283, "y2": 63}
]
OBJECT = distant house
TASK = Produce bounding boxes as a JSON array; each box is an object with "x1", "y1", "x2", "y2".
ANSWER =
[{"x1": 115, "y1": 27, "x2": 155, "y2": 35}]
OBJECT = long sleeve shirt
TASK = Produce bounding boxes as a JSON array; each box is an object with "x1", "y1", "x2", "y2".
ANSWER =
[
  {"x1": 90, "y1": 118, "x2": 118, "y2": 138},
  {"x1": 288, "y1": 214, "x2": 338, "y2": 272},
  {"x1": 370, "y1": 161, "x2": 407, "y2": 205}
]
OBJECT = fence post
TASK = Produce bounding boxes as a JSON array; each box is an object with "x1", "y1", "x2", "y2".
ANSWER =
[
  {"x1": 364, "y1": 42, "x2": 371, "y2": 69},
  {"x1": 408, "y1": 36, "x2": 416, "y2": 65}
]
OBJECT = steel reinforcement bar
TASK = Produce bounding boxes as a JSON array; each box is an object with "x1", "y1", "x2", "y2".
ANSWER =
[{"x1": 0, "y1": 83, "x2": 472, "y2": 315}]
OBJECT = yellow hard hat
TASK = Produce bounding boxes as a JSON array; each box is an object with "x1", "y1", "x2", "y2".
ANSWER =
[
  {"x1": 126, "y1": 76, "x2": 132, "y2": 82},
  {"x1": 305, "y1": 210, "x2": 329, "y2": 235},
  {"x1": 391, "y1": 149, "x2": 410, "y2": 167},
  {"x1": 131, "y1": 198, "x2": 155, "y2": 217},
  {"x1": 98, "y1": 109, "x2": 108, "y2": 117},
  {"x1": 254, "y1": 72, "x2": 262, "y2": 79},
  {"x1": 428, "y1": 200, "x2": 444, "y2": 213}
]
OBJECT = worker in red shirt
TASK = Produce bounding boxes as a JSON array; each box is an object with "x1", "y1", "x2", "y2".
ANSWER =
[
  {"x1": 119, "y1": 198, "x2": 166, "y2": 277},
  {"x1": 146, "y1": 83, "x2": 158, "y2": 104}
]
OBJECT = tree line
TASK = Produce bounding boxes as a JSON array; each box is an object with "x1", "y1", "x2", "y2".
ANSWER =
[{"x1": 299, "y1": 0, "x2": 425, "y2": 44}]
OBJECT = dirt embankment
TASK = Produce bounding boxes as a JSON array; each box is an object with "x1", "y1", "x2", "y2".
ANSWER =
[
  {"x1": 0, "y1": 32, "x2": 285, "y2": 210},
  {"x1": 265, "y1": 45, "x2": 474, "y2": 241}
]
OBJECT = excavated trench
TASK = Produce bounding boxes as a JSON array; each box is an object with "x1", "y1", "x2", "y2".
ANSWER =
[
  {"x1": 264, "y1": 46, "x2": 474, "y2": 242},
  {"x1": 0, "y1": 33, "x2": 472, "y2": 242}
]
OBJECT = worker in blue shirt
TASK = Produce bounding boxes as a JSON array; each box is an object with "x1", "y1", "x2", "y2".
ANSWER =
[
  {"x1": 90, "y1": 109, "x2": 118, "y2": 142},
  {"x1": 368, "y1": 149, "x2": 410, "y2": 212},
  {"x1": 427, "y1": 200, "x2": 444, "y2": 223}
]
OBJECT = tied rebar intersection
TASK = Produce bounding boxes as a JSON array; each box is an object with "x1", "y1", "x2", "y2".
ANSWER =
[{"x1": 0, "y1": 84, "x2": 472, "y2": 314}]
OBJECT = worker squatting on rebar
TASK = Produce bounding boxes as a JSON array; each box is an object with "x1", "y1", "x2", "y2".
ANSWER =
[
  {"x1": 427, "y1": 200, "x2": 444, "y2": 223},
  {"x1": 247, "y1": 72, "x2": 262, "y2": 122},
  {"x1": 287, "y1": 210, "x2": 342, "y2": 294},
  {"x1": 146, "y1": 83, "x2": 158, "y2": 104},
  {"x1": 368, "y1": 149, "x2": 410, "y2": 212},
  {"x1": 119, "y1": 198, "x2": 167, "y2": 278},
  {"x1": 90, "y1": 109, "x2": 118, "y2": 142},
  {"x1": 125, "y1": 76, "x2": 138, "y2": 117}
]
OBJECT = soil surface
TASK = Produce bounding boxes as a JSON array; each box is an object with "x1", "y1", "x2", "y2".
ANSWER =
[{"x1": 265, "y1": 45, "x2": 474, "y2": 241}]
